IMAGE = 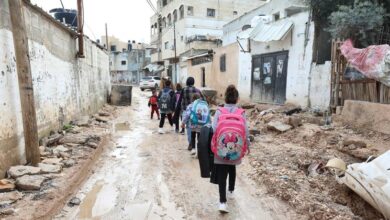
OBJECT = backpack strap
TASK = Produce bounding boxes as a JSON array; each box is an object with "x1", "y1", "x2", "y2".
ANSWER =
[
  {"x1": 234, "y1": 108, "x2": 245, "y2": 116},
  {"x1": 218, "y1": 107, "x2": 229, "y2": 115}
]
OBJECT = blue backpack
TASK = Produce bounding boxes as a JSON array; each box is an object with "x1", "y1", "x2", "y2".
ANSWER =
[{"x1": 190, "y1": 100, "x2": 210, "y2": 126}]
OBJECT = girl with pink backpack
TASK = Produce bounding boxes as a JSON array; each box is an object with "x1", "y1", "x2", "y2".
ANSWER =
[{"x1": 211, "y1": 85, "x2": 250, "y2": 213}]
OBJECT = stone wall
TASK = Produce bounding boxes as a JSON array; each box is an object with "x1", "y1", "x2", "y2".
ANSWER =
[{"x1": 0, "y1": 0, "x2": 111, "y2": 177}]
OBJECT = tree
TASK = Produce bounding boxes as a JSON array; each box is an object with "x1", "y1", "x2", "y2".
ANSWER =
[{"x1": 327, "y1": 0, "x2": 386, "y2": 47}]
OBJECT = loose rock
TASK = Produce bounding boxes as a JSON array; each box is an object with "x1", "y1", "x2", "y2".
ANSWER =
[
  {"x1": 52, "y1": 145, "x2": 71, "y2": 156},
  {"x1": 59, "y1": 134, "x2": 90, "y2": 145},
  {"x1": 267, "y1": 121, "x2": 292, "y2": 133},
  {"x1": 0, "y1": 191, "x2": 22, "y2": 206},
  {"x1": 41, "y1": 158, "x2": 63, "y2": 166},
  {"x1": 342, "y1": 138, "x2": 367, "y2": 148},
  {"x1": 46, "y1": 133, "x2": 63, "y2": 146},
  {"x1": 94, "y1": 115, "x2": 109, "y2": 123},
  {"x1": 8, "y1": 166, "x2": 41, "y2": 178},
  {"x1": 0, "y1": 179, "x2": 15, "y2": 192},
  {"x1": 0, "y1": 207, "x2": 15, "y2": 215},
  {"x1": 38, "y1": 163, "x2": 62, "y2": 174},
  {"x1": 62, "y1": 159, "x2": 76, "y2": 168},
  {"x1": 15, "y1": 175, "x2": 46, "y2": 191},
  {"x1": 68, "y1": 197, "x2": 81, "y2": 207},
  {"x1": 74, "y1": 116, "x2": 90, "y2": 127}
]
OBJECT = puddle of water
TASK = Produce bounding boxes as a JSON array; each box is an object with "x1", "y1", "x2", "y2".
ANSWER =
[
  {"x1": 92, "y1": 184, "x2": 118, "y2": 217},
  {"x1": 115, "y1": 122, "x2": 131, "y2": 131},
  {"x1": 78, "y1": 181, "x2": 104, "y2": 219}
]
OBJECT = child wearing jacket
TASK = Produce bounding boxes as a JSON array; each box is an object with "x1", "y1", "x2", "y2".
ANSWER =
[
  {"x1": 148, "y1": 90, "x2": 160, "y2": 120},
  {"x1": 181, "y1": 93, "x2": 208, "y2": 156},
  {"x1": 211, "y1": 85, "x2": 250, "y2": 213},
  {"x1": 158, "y1": 80, "x2": 175, "y2": 134}
]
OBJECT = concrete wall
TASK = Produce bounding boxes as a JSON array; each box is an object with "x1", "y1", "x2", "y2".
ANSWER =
[
  {"x1": 309, "y1": 62, "x2": 331, "y2": 109},
  {"x1": 0, "y1": 0, "x2": 110, "y2": 177},
  {"x1": 209, "y1": 44, "x2": 240, "y2": 99},
  {"x1": 342, "y1": 100, "x2": 390, "y2": 135}
]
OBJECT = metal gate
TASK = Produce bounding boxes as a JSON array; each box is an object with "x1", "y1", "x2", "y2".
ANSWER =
[{"x1": 251, "y1": 51, "x2": 289, "y2": 104}]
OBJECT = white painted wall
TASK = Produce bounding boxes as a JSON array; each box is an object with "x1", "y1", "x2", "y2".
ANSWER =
[
  {"x1": 0, "y1": 2, "x2": 110, "y2": 176},
  {"x1": 309, "y1": 62, "x2": 331, "y2": 109},
  {"x1": 237, "y1": 51, "x2": 252, "y2": 101}
]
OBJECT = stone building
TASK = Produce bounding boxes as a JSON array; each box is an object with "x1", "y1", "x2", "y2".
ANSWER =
[
  {"x1": 103, "y1": 36, "x2": 153, "y2": 84},
  {"x1": 149, "y1": 0, "x2": 267, "y2": 84}
]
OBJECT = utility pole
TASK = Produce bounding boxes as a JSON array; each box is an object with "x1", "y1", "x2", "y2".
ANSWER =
[
  {"x1": 105, "y1": 23, "x2": 109, "y2": 50},
  {"x1": 8, "y1": 0, "x2": 40, "y2": 166},
  {"x1": 77, "y1": 0, "x2": 85, "y2": 58},
  {"x1": 173, "y1": 21, "x2": 178, "y2": 84}
]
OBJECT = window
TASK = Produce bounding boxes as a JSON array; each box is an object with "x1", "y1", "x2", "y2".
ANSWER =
[
  {"x1": 207, "y1": 8, "x2": 215, "y2": 17},
  {"x1": 162, "y1": 0, "x2": 167, "y2": 7},
  {"x1": 121, "y1": 60, "x2": 127, "y2": 65},
  {"x1": 153, "y1": 76, "x2": 161, "y2": 80},
  {"x1": 167, "y1": 13, "x2": 172, "y2": 26},
  {"x1": 173, "y1": 10, "x2": 177, "y2": 22},
  {"x1": 220, "y1": 54, "x2": 226, "y2": 72},
  {"x1": 187, "y1": 6, "x2": 194, "y2": 16},
  {"x1": 162, "y1": 17, "x2": 166, "y2": 28},
  {"x1": 233, "y1": 11, "x2": 238, "y2": 16},
  {"x1": 273, "y1": 12, "x2": 280, "y2": 21},
  {"x1": 110, "y1": 45, "x2": 117, "y2": 52},
  {"x1": 179, "y1": 5, "x2": 184, "y2": 19},
  {"x1": 164, "y1": 41, "x2": 169, "y2": 49}
]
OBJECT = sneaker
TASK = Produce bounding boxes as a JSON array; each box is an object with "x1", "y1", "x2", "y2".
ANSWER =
[
  {"x1": 180, "y1": 130, "x2": 185, "y2": 135},
  {"x1": 218, "y1": 203, "x2": 229, "y2": 213},
  {"x1": 227, "y1": 191, "x2": 234, "y2": 199},
  {"x1": 175, "y1": 128, "x2": 179, "y2": 133},
  {"x1": 158, "y1": 128, "x2": 165, "y2": 134},
  {"x1": 191, "y1": 149, "x2": 196, "y2": 155},
  {"x1": 187, "y1": 145, "x2": 192, "y2": 151}
]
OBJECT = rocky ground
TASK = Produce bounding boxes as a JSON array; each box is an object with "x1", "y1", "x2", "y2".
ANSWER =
[
  {"x1": 0, "y1": 105, "x2": 118, "y2": 219},
  {"x1": 244, "y1": 104, "x2": 387, "y2": 220}
]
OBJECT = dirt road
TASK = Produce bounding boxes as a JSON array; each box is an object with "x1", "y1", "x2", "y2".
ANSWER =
[{"x1": 55, "y1": 89, "x2": 296, "y2": 220}]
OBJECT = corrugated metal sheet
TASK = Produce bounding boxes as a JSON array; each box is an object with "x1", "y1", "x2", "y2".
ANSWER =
[
  {"x1": 238, "y1": 19, "x2": 294, "y2": 43},
  {"x1": 250, "y1": 19, "x2": 294, "y2": 42}
]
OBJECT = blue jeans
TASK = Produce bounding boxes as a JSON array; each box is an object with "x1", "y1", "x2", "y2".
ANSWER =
[{"x1": 182, "y1": 111, "x2": 191, "y2": 144}]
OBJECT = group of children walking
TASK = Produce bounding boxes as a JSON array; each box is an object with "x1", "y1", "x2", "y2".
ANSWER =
[{"x1": 147, "y1": 77, "x2": 250, "y2": 213}]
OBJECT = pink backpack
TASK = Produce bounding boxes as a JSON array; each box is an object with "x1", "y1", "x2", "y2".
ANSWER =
[{"x1": 211, "y1": 107, "x2": 248, "y2": 161}]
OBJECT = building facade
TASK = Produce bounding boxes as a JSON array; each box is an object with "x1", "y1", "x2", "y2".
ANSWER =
[
  {"x1": 150, "y1": 0, "x2": 267, "y2": 84},
  {"x1": 185, "y1": 0, "x2": 332, "y2": 109},
  {"x1": 104, "y1": 36, "x2": 152, "y2": 84}
]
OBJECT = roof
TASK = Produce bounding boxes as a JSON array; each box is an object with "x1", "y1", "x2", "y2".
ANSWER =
[
  {"x1": 182, "y1": 52, "x2": 210, "y2": 61},
  {"x1": 238, "y1": 19, "x2": 294, "y2": 43},
  {"x1": 143, "y1": 64, "x2": 164, "y2": 73}
]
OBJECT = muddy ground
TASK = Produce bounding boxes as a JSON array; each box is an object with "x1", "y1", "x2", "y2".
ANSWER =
[
  {"x1": 1, "y1": 89, "x2": 387, "y2": 220},
  {"x1": 245, "y1": 104, "x2": 387, "y2": 220},
  {"x1": 53, "y1": 90, "x2": 300, "y2": 220}
]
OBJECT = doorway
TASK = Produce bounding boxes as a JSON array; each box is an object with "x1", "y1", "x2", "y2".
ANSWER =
[{"x1": 251, "y1": 51, "x2": 289, "y2": 104}]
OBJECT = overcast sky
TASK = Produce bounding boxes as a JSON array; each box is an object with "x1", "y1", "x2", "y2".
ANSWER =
[{"x1": 31, "y1": 0, "x2": 156, "y2": 43}]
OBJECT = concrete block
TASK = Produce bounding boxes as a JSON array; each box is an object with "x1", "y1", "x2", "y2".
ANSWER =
[
  {"x1": 110, "y1": 84, "x2": 132, "y2": 106},
  {"x1": 342, "y1": 100, "x2": 390, "y2": 135}
]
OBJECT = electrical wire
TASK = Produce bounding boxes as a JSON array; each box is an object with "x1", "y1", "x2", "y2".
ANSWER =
[
  {"x1": 147, "y1": 0, "x2": 157, "y2": 13},
  {"x1": 59, "y1": 0, "x2": 64, "y2": 9},
  {"x1": 146, "y1": 0, "x2": 158, "y2": 13}
]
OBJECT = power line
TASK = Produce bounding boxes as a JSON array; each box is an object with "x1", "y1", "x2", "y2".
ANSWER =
[
  {"x1": 148, "y1": 0, "x2": 157, "y2": 12},
  {"x1": 146, "y1": 0, "x2": 157, "y2": 13}
]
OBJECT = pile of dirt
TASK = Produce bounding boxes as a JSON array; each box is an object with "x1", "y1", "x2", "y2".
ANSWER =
[
  {"x1": 0, "y1": 106, "x2": 117, "y2": 219},
  {"x1": 246, "y1": 104, "x2": 386, "y2": 219}
]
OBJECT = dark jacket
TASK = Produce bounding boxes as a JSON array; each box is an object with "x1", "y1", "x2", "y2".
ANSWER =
[{"x1": 158, "y1": 87, "x2": 175, "y2": 114}]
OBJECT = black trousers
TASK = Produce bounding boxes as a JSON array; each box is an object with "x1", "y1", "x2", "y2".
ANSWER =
[
  {"x1": 215, "y1": 164, "x2": 236, "y2": 203},
  {"x1": 159, "y1": 113, "x2": 173, "y2": 128},
  {"x1": 191, "y1": 131, "x2": 199, "y2": 150}
]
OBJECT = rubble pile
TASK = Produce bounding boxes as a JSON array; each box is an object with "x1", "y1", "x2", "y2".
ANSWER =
[
  {"x1": 0, "y1": 106, "x2": 116, "y2": 218},
  {"x1": 246, "y1": 104, "x2": 385, "y2": 219}
]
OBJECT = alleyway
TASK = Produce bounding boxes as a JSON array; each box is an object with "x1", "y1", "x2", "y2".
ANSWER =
[{"x1": 55, "y1": 89, "x2": 294, "y2": 220}]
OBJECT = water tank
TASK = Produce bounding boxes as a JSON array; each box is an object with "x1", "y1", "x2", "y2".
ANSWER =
[{"x1": 49, "y1": 8, "x2": 78, "y2": 28}]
